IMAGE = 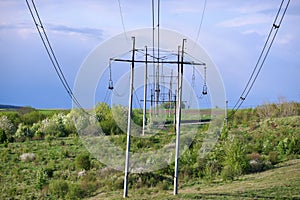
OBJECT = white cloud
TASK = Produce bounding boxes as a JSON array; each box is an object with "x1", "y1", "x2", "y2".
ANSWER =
[
  {"x1": 1, "y1": 0, "x2": 300, "y2": 108},
  {"x1": 242, "y1": 29, "x2": 264, "y2": 36},
  {"x1": 218, "y1": 13, "x2": 272, "y2": 28},
  {"x1": 47, "y1": 24, "x2": 103, "y2": 40},
  {"x1": 275, "y1": 33, "x2": 294, "y2": 45},
  {"x1": 161, "y1": 0, "x2": 204, "y2": 14},
  {"x1": 235, "y1": 2, "x2": 277, "y2": 14}
]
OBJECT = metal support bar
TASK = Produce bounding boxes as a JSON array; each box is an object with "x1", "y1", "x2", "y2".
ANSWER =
[
  {"x1": 110, "y1": 58, "x2": 205, "y2": 65},
  {"x1": 123, "y1": 36, "x2": 135, "y2": 198}
]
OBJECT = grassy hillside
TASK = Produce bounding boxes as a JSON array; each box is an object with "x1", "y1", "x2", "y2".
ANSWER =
[
  {"x1": 0, "y1": 102, "x2": 299, "y2": 199},
  {"x1": 91, "y1": 159, "x2": 300, "y2": 199}
]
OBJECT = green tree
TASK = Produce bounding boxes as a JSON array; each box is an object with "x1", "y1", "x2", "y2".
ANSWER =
[
  {"x1": 95, "y1": 103, "x2": 122, "y2": 135},
  {"x1": 132, "y1": 109, "x2": 143, "y2": 126},
  {"x1": 21, "y1": 111, "x2": 45, "y2": 125},
  {"x1": 0, "y1": 111, "x2": 21, "y2": 127}
]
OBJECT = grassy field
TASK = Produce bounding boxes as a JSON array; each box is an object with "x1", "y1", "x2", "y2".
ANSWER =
[
  {"x1": 91, "y1": 159, "x2": 300, "y2": 199},
  {"x1": 0, "y1": 103, "x2": 299, "y2": 199},
  {"x1": 1, "y1": 127, "x2": 298, "y2": 199}
]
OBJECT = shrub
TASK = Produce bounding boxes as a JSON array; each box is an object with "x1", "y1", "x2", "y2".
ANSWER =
[
  {"x1": 0, "y1": 128, "x2": 7, "y2": 143},
  {"x1": 287, "y1": 137, "x2": 300, "y2": 155},
  {"x1": 248, "y1": 153, "x2": 264, "y2": 173},
  {"x1": 95, "y1": 103, "x2": 123, "y2": 135},
  {"x1": 277, "y1": 138, "x2": 289, "y2": 156},
  {"x1": 21, "y1": 111, "x2": 45, "y2": 125},
  {"x1": 44, "y1": 166, "x2": 55, "y2": 178},
  {"x1": 268, "y1": 151, "x2": 279, "y2": 165},
  {"x1": 45, "y1": 135, "x2": 55, "y2": 146},
  {"x1": 203, "y1": 163, "x2": 214, "y2": 182},
  {"x1": 48, "y1": 179, "x2": 69, "y2": 198},
  {"x1": 221, "y1": 165, "x2": 235, "y2": 181},
  {"x1": 67, "y1": 183, "x2": 85, "y2": 199},
  {"x1": 157, "y1": 180, "x2": 169, "y2": 190},
  {"x1": 15, "y1": 123, "x2": 32, "y2": 141},
  {"x1": 0, "y1": 115, "x2": 16, "y2": 137},
  {"x1": 36, "y1": 169, "x2": 48, "y2": 190},
  {"x1": 79, "y1": 179, "x2": 98, "y2": 196},
  {"x1": 249, "y1": 159, "x2": 264, "y2": 173},
  {"x1": 203, "y1": 160, "x2": 221, "y2": 181},
  {"x1": 222, "y1": 136, "x2": 249, "y2": 179},
  {"x1": 75, "y1": 153, "x2": 91, "y2": 170}
]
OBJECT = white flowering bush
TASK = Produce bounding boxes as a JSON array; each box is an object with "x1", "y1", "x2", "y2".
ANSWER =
[
  {"x1": 30, "y1": 122, "x2": 44, "y2": 139},
  {"x1": 38, "y1": 113, "x2": 75, "y2": 137},
  {"x1": 15, "y1": 123, "x2": 32, "y2": 141},
  {"x1": 0, "y1": 115, "x2": 16, "y2": 136},
  {"x1": 63, "y1": 112, "x2": 77, "y2": 135},
  {"x1": 0, "y1": 110, "x2": 78, "y2": 142}
]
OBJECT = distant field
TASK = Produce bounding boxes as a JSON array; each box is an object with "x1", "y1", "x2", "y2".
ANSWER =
[
  {"x1": 0, "y1": 107, "x2": 69, "y2": 115},
  {"x1": 37, "y1": 109, "x2": 69, "y2": 115}
]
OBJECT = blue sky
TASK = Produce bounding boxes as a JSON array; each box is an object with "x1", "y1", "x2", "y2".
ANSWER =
[{"x1": 0, "y1": 0, "x2": 299, "y2": 108}]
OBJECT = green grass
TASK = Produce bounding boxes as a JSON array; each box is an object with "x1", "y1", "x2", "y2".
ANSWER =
[
  {"x1": 0, "y1": 137, "x2": 94, "y2": 199},
  {"x1": 0, "y1": 113, "x2": 299, "y2": 199},
  {"x1": 183, "y1": 159, "x2": 300, "y2": 199},
  {"x1": 1, "y1": 137, "x2": 299, "y2": 199},
  {"x1": 37, "y1": 109, "x2": 69, "y2": 115},
  {"x1": 89, "y1": 159, "x2": 300, "y2": 199}
]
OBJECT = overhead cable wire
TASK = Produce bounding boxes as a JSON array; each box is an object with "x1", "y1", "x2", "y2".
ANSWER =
[
  {"x1": 103, "y1": 89, "x2": 111, "y2": 105},
  {"x1": 152, "y1": 0, "x2": 156, "y2": 105},
  {"x1": 133, "y1": 87, "x2": 142, "y2": 109},
  {"x1": 157, "y1": 0, "x2": 160, "y2": 60},
  {"x1": 194, "y1": 0, "x2": 207, "y2": 47},
  {"x1": 232, "y1": 0, "x2": 286, "y2": 110},
  {"x1": 25, "y1": 0, "x2": 84, "y2": 110},
  {"x1": 230, "y1": 0, "x2": 290, "y2": 118},
  {"x1": 117, "y1": 0, "x2": 129, "y2": 42}
]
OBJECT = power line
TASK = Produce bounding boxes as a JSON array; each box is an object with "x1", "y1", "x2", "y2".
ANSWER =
[
  {"x1": 133, "y1": 87, "x2": 142, "y2": 109},
  {"x1": 230, "y1": 0, "x2": 290, "y2": 118},
  {"x1": 152, "y1": 0, "x2": 156, "y2": 100},
  {"x1": 233, "y1": 0, "x2": 286, "y2": 109},
  {"x1": 194, "y1": 0, "x2": 207, "y2": 45},
  {"x1": 117, "y1": 0, "x2": 129, "y2": 41},
  {"x1": 157, "y1": 0, "x2": 160, "y2": 60},
  {"x1": 25, "y1": 0, "x2": 84, "y2": 110}
]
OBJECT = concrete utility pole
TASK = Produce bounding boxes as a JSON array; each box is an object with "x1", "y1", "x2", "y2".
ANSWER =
[
  {"x1": 109, "y1": 37, "x2": 205, "y2": 198},
  {"x1": 142, "y1": 46, "x2": 148, "y2": 136},
  {"x1": 169, "y1": 69, "x2": 173, "y2": 117},
  {"x1": 225, "y1": 100, "x2": 228, "y2": 127},
  {"x1": 174, "y1": 39, "x2": 186, "y2": 195},
  {"x1": 123, "y1": 36, "x2": 135, "y2": 198}
]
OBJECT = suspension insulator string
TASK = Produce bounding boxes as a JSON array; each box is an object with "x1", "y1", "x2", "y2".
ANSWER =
[
  {"x1": 108, "y1": 60, "x2": 114, "y2": 90},
  {"x1": 202, "y1": 65, "x2": 207, "y2": 95}
]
